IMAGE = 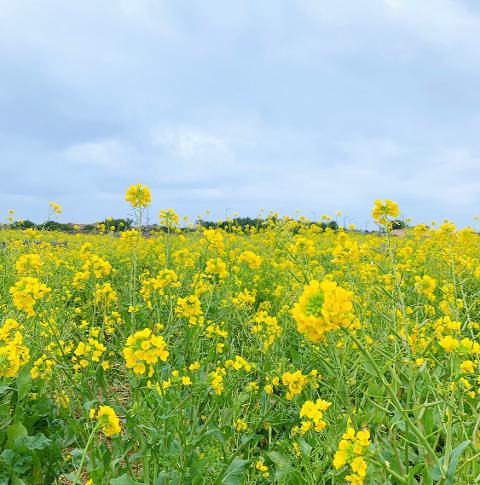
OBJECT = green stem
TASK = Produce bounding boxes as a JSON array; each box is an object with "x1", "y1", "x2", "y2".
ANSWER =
[
  {"x1": 368, "y1": 458, "x2": 407, "y2": 484},
  {"x1": 75, "y1": 423, "x2": 100, "y2": 483},
  {"x1": 343, "y1": 328, "x2": 444, "y2": 476}
]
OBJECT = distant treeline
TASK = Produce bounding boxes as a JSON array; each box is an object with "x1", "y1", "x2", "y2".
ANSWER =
[
  {"x1": 4, "y1": 216, "x2": 343, "y2": 234},
  {"x1": 6, "y1": 218, "x2": 134, "y2": 233},
  {"x1": 196, "y1": 217, "x2": 340, "y2": 232},
  {"x1": 4, "y1": 217, "x2": 406, "y2": 234}
]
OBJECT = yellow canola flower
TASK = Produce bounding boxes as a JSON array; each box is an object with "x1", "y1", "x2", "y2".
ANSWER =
[
  {"x1": 0, "y1": 319, "x2": 30, "y2": 378},
  {"x1": 15, "y1": 254, "x2": 42, "y2": 274},
  {"x1": 333, "y1": 424, "x2": 371, "y2": 485},
  {"x1": 123, "y1": 328, "x2": 169, "y2": 376},
  {"x1": 175, "y1": 295, "x2": 204, "y2": 326},
  {"x1": 159, "y1": 208, "x2": 179, "y2": 227},
  {"x1": 9, "y1": 277, "x2": 51, "y2": 316},
  {"x1": 372, "y1": 199, "x2": 400, "y2": 225},
  {"x1": 282, "y1": 370, "x2": 308, "y2": 400},
  {"x1": 438, "y1": 335, "x2": 459, "y2": 353},
  {"x1": 90, "y1": 405, "x2": 121, "y2": 437},
  {"x1": 414, "y1": 275, "x2": 437, "y2": 301},
  {"x1": 49, "y1": 201, "x2": 62, "y2": 214},
  {"x1": 233, "y1": 418, "x2": 248, "y2": 431},
  {"x1": 125, "y1": 184, "x2": 152, "y2": 208},
  {"x1": 460, "y1": 360, "x2": 475, "y2": 374},
  {"x1": 292, "y1": 279, "x2": 358, "y2": 343},
  {"x1": 299, "y1": 398, "x2": 331, "y2": 433}
]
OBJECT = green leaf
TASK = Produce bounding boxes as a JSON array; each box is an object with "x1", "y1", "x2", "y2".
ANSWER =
[
  {"x1": 221, "y1": 457, "x2": 250, "y2": 485},
  {"x1": 15, "y1": 433, "x2": 51, "y2": 452},
  {"x1": 16, "y1": 365, "x2": 32, "y2": 401},
  {"x1": 6, "y1": 422, "x2": 27, "y2": 449},
  {"x1": 0, "y1": 385, "x2": 13, "y2": 395},
  {"x1": 444, "y1": 440, "x2": 471, "y2": 485},
  {"x1": 155, "y1": 471, "x2": 182, "y2": 485},
  {"x1": 268, "y1": 450, "x2": 291, "y2": 480},
  {"x1": 10, "y1": 476, "x2": 26, "y2": 485},
  {"x1": 110, "y1": 473, "x2": 148, "y2": 485},
  {"x1": 406, "y1": 463, "x2": 424, "y2": 484},
  {"x1": 0, "y1": 402, "x2": 11, "y2": 417},
  {"x1": 297, "y1": 436, "x2": 312, "y2": 456}
]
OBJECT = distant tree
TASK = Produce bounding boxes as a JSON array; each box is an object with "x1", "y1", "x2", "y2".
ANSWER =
[
  {"x1": 101, "y1": 218, "x2": 133, "y2": 232},
  {"x1": 43, "y1": 220, "x2": 73, "y2": 232},
  {"x1": 325, "y1": 220, "x2": 339, "y2": 231},
  {"x1": 10, "y1": 220, "x2": 36, "y2": 229},
  {"x1": 391, "y1": 220, "x2": 406, "y2": 230}
]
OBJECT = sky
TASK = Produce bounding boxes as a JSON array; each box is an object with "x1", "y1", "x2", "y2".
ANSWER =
[{"x1": 1, "y1": 0, "x2": 480, "y2": 228}]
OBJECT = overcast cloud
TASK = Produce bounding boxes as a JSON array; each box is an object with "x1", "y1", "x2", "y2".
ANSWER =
[{"x1": 1, "y1": 0, "x2": 480, "y2": 227}]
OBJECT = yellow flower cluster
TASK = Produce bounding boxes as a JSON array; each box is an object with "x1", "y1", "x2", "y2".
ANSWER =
[
  {"x1": 73, "y1": 254, "x2": 112, "y2": 288},
  {"x1": 255, "y1": 459, "x2": 270, "y2": 479},
  {"x1": 438, "y1": 335, "x2": 480, "y2": 354},
  {"x1": 95, "y1": 282, "x2": 118, "y2": 306},
  {"x1": 333, "y1": 424, "x2": 371, "y2": 485},
  {"x1": 299, "y1": 398, "x2": 331, "y2": 434},
  {"x1": 72, "y1": 338, "x2": 107, "y2": 371},
  {"x1": 225, "y1": 355, "x2": 253, "y2": 372},
  {"x1": 371, "y1": 199, "x2": 400, "y2": 225},
  {"x1": 123, "y1": 328, "x2": 169, "y2": 376},
  {"x1": 49, "y1": 201, "x2": 62, "y2": 214},
  {"x1": 0, "y1": 319, "x2": 30, "y2": 378},
  {"x1": 90, "y1": 405, "x2": 121, "y2": 437},
  {"x1": 82, "y1": 254, "x2": 112, "y2": 279},
  {"x1": 203, "y1": 228, "x2": 224, "y2": 252},
  {"x1": 282, "y1": 370, "x2": 308, "y2": 400},
  {"x1": 292, "y1": 279, "x2": 357, "y2": 343},
  {"x1": 31, "y1": 353, "x2": 55, "y2": 380},
  {"x1": 15, "y1": 253, "x2": 42, "y2": 274},
  {"x1": 414, "y1": 275, "x2": 436, "y2": 301},
  {"x1": 9, "y1": 276, "x2": 51, "y2": 316},
  {"x1": 173, "y1": 247, "x2": 195, "y2": 268},
  {"x1": 237, "y1": 250, "x2": 262, "y2": 269},
  {"x1": 210, "y1": 367, "x2": 226, "y2": 395},
  {"x1": 125, "y1": 184, "x2": 152, "y2": 208},
  {"x1": 175, "y1": 295, "x2": 204, "y2": 326},
  {"x1": 251, "y1": 310, "x2": 282, "y2": 349},
  {"x1": 208, "y1": 357, "x2": 253, "y2": 396},
  {"x1": 289, "y1": 235, "x2": 315, "y2": 257},
  {"x1": 204, "y1": 258, "x2": 228, "y2": 280},
  {"x1": 234, "y1": 418, "x2": 248, "y2": 431},
  {"x1": 232, "y1": 288, "x2": 256, "y2": 307},
  {"x1": 140, "y1": 269, "x2": 181, "y2": 302},
  {"x1": 159, "y1": 208, "x2": 179, "y2": 227}
]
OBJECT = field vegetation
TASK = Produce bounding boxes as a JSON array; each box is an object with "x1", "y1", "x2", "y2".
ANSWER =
[{"x1": 0, "y1": 187, "x2": 479, "y2": 484}]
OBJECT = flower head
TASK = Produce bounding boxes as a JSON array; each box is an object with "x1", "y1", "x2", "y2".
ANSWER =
[
  {"x1": 125, "y1": 184, "x2": 152, "y2": 208},
  {"x1": 91, "y1": 405, "x2": 121, "y2": 436},
  {"x1": 333, "y1": 424, "x2": 371, "y2": 485},
  {"x1": 372, "y1": 199, "x2": 400, "y2": 225},
  {"x1": 292, "y1": 279, "x2": 358, "y2": 342},
  {"x1": 123, "y1": 328, "x2": 169, "y2": 376},
  {"x1": 9, "y1": 277, "x2": 51, "y2": 316}
]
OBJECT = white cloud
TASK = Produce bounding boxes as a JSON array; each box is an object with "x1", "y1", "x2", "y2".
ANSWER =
[
  {"x1": 64, "y1": 140, "x2": 133, "y2": 169},
  {"x1": 153, "y1": 126, "x2": 233, "y2": 159},
  {"x1": 1, "y1": 1, "x2": 480, "y2": 226},
  {"x1": 384, "y1": 0, "x2": 480, "y2": 54}
]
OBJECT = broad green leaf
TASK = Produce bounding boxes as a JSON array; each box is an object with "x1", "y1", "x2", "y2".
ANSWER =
[
  {"x1": 221, "y1": 457, "x2": 250, "y2": 485},
  {"x1": 268, "y1": 450, "x2": 291, "y2": 480},
  {"x1": 444, "y1": 440, "x2": 471, "y2": 485},
  {"x1": 7, "y1": 422, "x2": 27, "y2": 449},
  {"x1": 10, "y1": 476, "x2": 26, "y2": 485},
  {"x1": 110, "y1": 473, "x2": 148, "y2": 485},
  {"x1": 16, "y1": 365, "x2": 32, "y2": 401}
]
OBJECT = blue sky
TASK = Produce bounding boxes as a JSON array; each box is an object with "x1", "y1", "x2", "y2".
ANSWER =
[{"x1": 1, "y1": 0, "x2": 480, "y2": 228}]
